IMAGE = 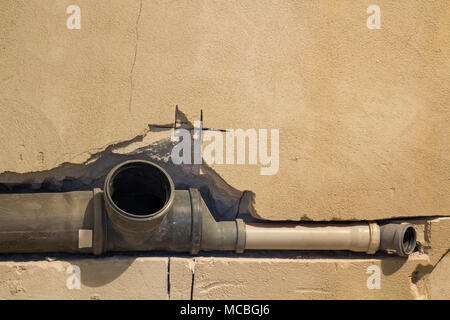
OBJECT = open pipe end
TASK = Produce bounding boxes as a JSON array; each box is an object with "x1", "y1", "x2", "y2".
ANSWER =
[
  {"x1": 104, "y1": 160, "x2": 175, "y2": 235},
  {"x1": 379, "y1": 223, "x2": 417, "y2": 256}
]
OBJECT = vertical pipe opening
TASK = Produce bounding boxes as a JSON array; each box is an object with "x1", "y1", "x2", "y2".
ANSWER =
[
  {"x1": 104, "y1": 160, "x2": 175, "y2": 235},
  {"x1": 107, "y1": 162, "x2": 172, "y2": 216}
]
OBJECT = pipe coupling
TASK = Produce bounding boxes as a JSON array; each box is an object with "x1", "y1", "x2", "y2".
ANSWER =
[{"x1": 367, "y1": 222, "x2": 380, "y2": 254}]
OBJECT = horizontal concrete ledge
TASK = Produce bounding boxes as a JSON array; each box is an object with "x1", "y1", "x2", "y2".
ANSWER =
[
  {"x1": 192, "y1": 254, "x2": 430, "y2": 300},
  {"x1": 0, "y1": 253, "x2": 440, "y2": 300},
  {"x1": 0, "y1": 256, "x2": 169, "y2": 300}
]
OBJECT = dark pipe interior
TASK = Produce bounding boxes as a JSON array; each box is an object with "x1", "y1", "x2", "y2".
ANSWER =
[
  {"x1": 108, "y1": 163, "x2": 171, "y2": 216},
  {"x1": 402, "y1": 225, "x2": 416, "y2": 254}
]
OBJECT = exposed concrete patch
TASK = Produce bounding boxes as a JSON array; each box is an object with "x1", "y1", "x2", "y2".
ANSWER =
[{"x1": 0, "y1": 118, "x2": 245, "y2": 220}]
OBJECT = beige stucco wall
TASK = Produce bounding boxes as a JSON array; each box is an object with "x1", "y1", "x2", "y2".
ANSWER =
[
  {"x1": 0, "y1": 1, "x2": 449, "y2": 300},
  {"x1": 1, "y1": 0, "x2": 449, "y2": 220}
]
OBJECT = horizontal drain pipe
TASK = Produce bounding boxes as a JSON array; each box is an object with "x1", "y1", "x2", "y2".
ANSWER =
[{"x1": 0, "y1": 160, "x2": 416, "y2": 257}]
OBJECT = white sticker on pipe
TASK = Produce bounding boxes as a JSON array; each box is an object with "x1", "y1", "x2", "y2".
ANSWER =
[{"x1": 78, "y1": 229, "x2": 93, "y2": 248}]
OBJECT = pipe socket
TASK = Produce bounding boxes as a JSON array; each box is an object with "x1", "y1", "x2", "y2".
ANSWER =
[{"x1": 103, "y1": 160, "x2": 175, "y2": 236}]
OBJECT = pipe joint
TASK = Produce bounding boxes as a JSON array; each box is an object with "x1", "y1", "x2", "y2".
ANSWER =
[{"x1": 367, "y1": 222, "x2": 380, "y2": 254}]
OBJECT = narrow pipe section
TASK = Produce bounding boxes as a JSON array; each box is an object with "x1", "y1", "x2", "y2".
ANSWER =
[
  {"x1": 244, "y1": 223, "x2": 380, "y2": 253},
  {"x1": 242, "y1": 221, "x2": 415, "y2": 256}
]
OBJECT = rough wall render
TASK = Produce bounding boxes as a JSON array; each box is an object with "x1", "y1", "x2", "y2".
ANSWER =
[
  {"x1": 1, "y1": 1, "x2": 450, "y2": 221},
  {"x1": 0, "y1": 0, "x2": 450, "y2": 301}
]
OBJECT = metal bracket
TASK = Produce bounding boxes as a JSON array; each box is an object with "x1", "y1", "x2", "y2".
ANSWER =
[{"x1": 149, "y1": 105, "x2": 229, "y2": 138}]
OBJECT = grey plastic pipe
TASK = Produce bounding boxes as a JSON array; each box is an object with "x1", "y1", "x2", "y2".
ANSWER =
[
  {"x1": 245, "y1": 222, "x2": 416, "y2": 256},
  {"x1": 0, "y1": 160, "x2": 416, "y2": 257}
]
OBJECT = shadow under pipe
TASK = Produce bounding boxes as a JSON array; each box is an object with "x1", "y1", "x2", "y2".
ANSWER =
[{"x1": 0, "y1": 160, "x2": 417, "y2": 257}]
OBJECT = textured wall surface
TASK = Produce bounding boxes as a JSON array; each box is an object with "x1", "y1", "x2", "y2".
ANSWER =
[
  {"x1": 1, "y1": 1, "x2": 449, "y2": 220},
  {"x1": 0, "y1": 1, "x2": 449, "y2": 300},
  {"x1": 0, "y1": 255, "x2": 430, "y2": 300}
]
